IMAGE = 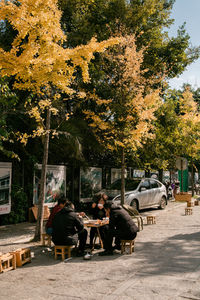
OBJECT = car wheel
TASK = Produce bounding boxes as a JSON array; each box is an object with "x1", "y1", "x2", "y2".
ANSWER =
[
  {"x1": 130, "y1": 199, "x2": 138, "y2": 211},
  {"x1": 159, "y1": 196, "x2": 166, "y2": 209}
]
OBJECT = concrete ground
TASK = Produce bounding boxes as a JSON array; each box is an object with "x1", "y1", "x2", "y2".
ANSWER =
[{"x1": 0, "y1": 200, "x2": 200, "y2": 300}]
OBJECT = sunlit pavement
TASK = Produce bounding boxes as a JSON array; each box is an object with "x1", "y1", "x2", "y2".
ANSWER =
[{"x1": 0, "y1": 199, "x2": 200, "y2": 300}]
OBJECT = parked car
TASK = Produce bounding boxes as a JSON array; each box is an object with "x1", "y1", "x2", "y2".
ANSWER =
[
  {"x1": 100, "y1": 178, "x2": 141, "y2": 200},
  {"x1": 112, "y1": 178, "x2": 167, "y2": 211},
  {"x1": 79, "y1": 178, "x2": 141, "y2": 211}
]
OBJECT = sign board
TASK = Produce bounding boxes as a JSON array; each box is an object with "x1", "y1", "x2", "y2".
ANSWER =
[
  {"x1": 33, "y1": 164, "x2": 66, "y2": 208},
  {"x1": 0, "y1": 162, "x2": 12, "y2": 215},
  {"x1": 176, "y1": 157, "x2": 188, "y2": 170}
]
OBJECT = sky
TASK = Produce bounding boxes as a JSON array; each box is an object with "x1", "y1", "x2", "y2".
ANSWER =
[{"x1": 168, "y1": 0, "x2": 200, "y2": 90}]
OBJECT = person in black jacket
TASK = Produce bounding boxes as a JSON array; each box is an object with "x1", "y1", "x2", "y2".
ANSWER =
[
  {"x1": 99, "y1": 202, "x2": 139, "y2": 256},
  {"x1": 89, "y1": 192, "x2": 108, "y2": 249},
  {"x1": 52, "y1": 201, "x2": 88, "y2": 256}
]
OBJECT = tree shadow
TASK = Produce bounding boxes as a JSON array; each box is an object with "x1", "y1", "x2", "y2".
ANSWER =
[
  {"x1": 129, "y1": 230, "x2": 200, "y2": 278},
  {"x1": 11, "y1": 245, "x2": 122, "y2": 269}
]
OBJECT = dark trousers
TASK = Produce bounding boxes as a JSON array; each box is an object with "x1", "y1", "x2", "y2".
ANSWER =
[
  {"x1": 78, "y1": 229, "x2": 88, "y2": 251},
  {"x1": 53, "y1": 229, "x2": 88, "y2": 252},
  {"x1": 103, "y1": 229, "x2": 137, "y2": 251},
  {"x1": 89, "y1": 225, "x2": 108, "y2": 247}
]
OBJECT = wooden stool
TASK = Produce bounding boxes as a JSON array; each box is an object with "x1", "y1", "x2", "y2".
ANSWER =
[
  {"x1": 121, "y1": 240, "x2": 135, "y2": 254},
  {"x1": 147, "y1": 216, "x2": 156, "y2": 225},
  {"x1": 54, "y1": 245, "x2": 73, "y2": 261},
  {"x1": 187, "y1": 201, "x2": 194, "y2": 207},
  {"x1": 185, "y1": 207, "x2": 193, "y2": 215},
  {"x1": 11, "y1": 248, "x2": 31, "y2": 267},
  {"x1": 0, "y1": 253, "x2": 16, "y2": 273},
  {"x1": 42, "y1": 233, "x2": 51, "y2": 247}
]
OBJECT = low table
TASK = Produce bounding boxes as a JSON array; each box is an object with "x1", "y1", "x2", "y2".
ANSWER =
[{"x1": 84, "y1": 219, "x2": 109, "y2": 249}]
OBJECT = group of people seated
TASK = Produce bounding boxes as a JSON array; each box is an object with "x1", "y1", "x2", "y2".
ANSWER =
[{"x1": 45, "y1": 193, "x2": 139, "y2": 257}]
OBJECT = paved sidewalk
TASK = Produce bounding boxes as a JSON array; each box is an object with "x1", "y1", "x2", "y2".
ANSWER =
[{"x1": 0, "y1": 200, "x2": 200, "y2": 300}]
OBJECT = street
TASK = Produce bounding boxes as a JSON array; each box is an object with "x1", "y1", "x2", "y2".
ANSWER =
[{"x1": 0, "y1": 200, "x2": 200, "y2": 300}]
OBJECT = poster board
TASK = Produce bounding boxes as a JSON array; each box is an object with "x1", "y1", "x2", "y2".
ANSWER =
[
  {"x1": 133, "y1": 169, "x2": 145, "y2": 178},
  {"x1": 150, "y1": 170, "x2": 159, "y2": 179},
  {"x1": 33, "y1": 164, "x2": 66, "y2": 208},
  {"x1": 0, "y1": 162, "x2": 12, "y2": 215},
  {"x1": 80, "y1": 167, "x2": 102, "y2": 201},
  {"x1": 111, "y1": 168, "x2": 121, "y2": 184},
  {"x1": 163, "y1": 171, "x2": 170, "y2": 182}
]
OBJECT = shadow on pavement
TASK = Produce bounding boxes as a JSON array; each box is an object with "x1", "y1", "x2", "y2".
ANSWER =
[{"x1": 133, "y1": 230, "x2": 200, "y2": 277}]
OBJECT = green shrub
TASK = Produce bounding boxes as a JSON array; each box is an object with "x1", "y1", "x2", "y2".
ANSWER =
[{"x1": 2, "y1": 185, "x2": 29, "y2": 224}]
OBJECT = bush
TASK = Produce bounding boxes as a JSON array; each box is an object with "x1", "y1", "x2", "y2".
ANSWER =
[{"x1": 1, "y1": 185, "x2": 29, "y2": 225}]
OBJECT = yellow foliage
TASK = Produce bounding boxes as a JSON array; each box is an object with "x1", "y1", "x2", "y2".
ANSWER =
[
  {"x1": 179, "y1": 88, "x2": 197, "y2": 116},
  {"x1": 50, "y1": 107, "x2": 58, "y2": 115},
  {"x1": 0, "y1": 0, "x2": 119, "y2": 89},
  {"x1": 178, "y1": 88, "x2": 200, "y2": 158},
  {"x1": 0, "y1": 0, "x2": 119, "y2": 142},
  {"x1": 85, "y1": 35, "x2": 162, "y2": 154},
  {"x1": 19, "y1": 133, "x2": 29, "y2": 145}
]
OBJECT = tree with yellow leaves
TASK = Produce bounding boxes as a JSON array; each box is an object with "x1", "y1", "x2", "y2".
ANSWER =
[
  {"x1": 178, "y1": 88, "x2": 200, "y2": 158},
  {"x1": 0, "y1": 0, "x2": 118, "y2": 240},
  {"x1": 138, "y1": 86, "x2": 200, "y2": 193},
  {"x1": 84, "y1": 35, "x2": 161, "y2": 205},
  {"x1": 177, "y1": 88, "x2": 200, "y2": 192}
]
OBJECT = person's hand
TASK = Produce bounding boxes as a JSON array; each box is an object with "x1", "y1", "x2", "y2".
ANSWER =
[
  {"x1": 77, "y1": 213, "x2": 83, "y2": 219},
  {"x1": 79, "y1": 211, "x2": 85, "y2": 217},
  {"x1": 92, "y1": 202, "x2": 96, "y2": 208}
]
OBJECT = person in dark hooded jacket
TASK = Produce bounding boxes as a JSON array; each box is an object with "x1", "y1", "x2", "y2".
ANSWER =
[
  {"x1": 52, "y1": 201, "x2": 88, "y2": 256},
  {"x1": 99, "y1": 202, "x2": 138, "y2": 256}
]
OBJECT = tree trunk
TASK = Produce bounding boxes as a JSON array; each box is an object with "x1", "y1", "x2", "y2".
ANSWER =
[
  {"x1": 34, "y1": 108, "x2": 51, "y2": 241},
  {"x1": 191, "y1": 159, "x2": 194, "y2": 196},
  {"x1": 180, "y1": 159, "x2": 183, "y2": 193},
  {"x1": 158, "y1": 169, "x2": 163, "y2": 183},
  {"x1": 121, "y1": 147, "x2": 125, "y2": 206}
]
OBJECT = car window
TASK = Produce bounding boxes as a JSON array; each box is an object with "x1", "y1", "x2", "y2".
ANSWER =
[
  {"x1": 150, "y1": 180, "x2": 159, "y2": 189},
  {"x1": 109, "y1": 179, "x2": 140, "y2": 190},
  {"x1": 125, "y1": 180, "x2": 140, "y2": 190},
  {"x1": 140, "y1": 180, "x2": 150, "y2": 189}
]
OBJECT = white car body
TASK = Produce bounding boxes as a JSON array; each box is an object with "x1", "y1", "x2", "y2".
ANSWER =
[{"x1": 113, "y1": 178, "x2": 167, "y2": 210}]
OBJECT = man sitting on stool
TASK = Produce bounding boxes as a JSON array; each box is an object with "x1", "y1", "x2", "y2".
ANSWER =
[
  {"x1": 52, "y1": 200, "x2": 87, "y2": 257},
  {"x1": 45, "y1": 195, "x2": 67, "y2": 235},
  {"x1": 99, "y1": 202, "x2": 139, "y2": 256}
]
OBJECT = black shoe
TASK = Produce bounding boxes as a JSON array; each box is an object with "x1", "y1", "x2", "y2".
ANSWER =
[{"x1": 98, "y1": 250, "x2": 113, "y2": 256}]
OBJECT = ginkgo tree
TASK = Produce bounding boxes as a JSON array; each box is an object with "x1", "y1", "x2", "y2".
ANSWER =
[
  {"x1": 0, "y1": 0, "x2": 118, "y2": 240},
  {"x1": 176, "y1": 88, "x2": 200, "y2": 191},
  {"x1": 84, "y1": 35, "x2": 161, "y2": 206},
  {"x1": 138, "y1": 87, "x2": 200, "y2": 190}
]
